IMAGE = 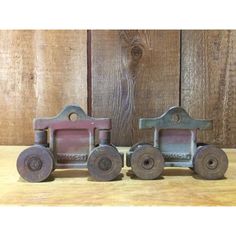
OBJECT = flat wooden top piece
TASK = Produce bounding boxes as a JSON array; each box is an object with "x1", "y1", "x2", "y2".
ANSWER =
[
  {"x1": 0, "y1": 146, "x2": 236, "y2": 206},
  {"x1": 34, "y1": 104, "x2": 111, "y2": 130},
  {"x1": 139, "y1": 107, "x2": 213, "y2": 130}
]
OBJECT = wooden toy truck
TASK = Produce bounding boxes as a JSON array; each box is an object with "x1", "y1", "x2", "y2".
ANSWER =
[
  {"x1": 17, "y1": 105, "x2": 228, "y2": 182},
  {"x1": 17, "y1": 105, "x2": 123, "y2": 182},
  {"x1": 126, "y1": 107, "x2": 228, "y2": 180}
]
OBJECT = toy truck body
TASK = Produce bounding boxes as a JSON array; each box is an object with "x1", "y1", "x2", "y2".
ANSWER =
[
  {"x1": 16, "y1": 105, "x2": 228, "y2": 182},
  {"x1": 127, "y1": 107, "x2": 228, "y2": 180},
  {"x1": 17, "y1": 105, "x2": 123, "y2": 182}
]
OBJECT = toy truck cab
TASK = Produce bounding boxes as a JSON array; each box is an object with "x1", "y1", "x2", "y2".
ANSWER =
[
  {"x1": 17, "y1": 105, "x2": 123, "y2": 182},
  {"x1": 127, "y1": 107, "x2": 228, "y2": 180}
]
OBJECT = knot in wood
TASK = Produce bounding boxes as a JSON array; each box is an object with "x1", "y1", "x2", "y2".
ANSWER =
[{"x1": 131, "y1": 45, "x2": 143, "y2": 60}]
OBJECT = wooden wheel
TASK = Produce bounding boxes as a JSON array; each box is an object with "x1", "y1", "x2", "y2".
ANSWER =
[
  {"x1": 17, "y1": 145, "x2": 54, "y2": 182},
  {"x1": 88, "y1": 145, "x2": 122, "y2": 181},
  {"x1": 127, "y1": 143, "x2": 153, "y2": 167},
  {"x1": 193, "y1": 145, "x2": 228, "y2": 180},
  {"x1": 131, "y1": 145, "x2": 164, "y2": 180}
]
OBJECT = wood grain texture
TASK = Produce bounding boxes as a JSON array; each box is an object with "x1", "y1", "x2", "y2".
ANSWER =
[
  {"x1": 91, "y1": 30, "x2": 180, "y2": 146},
  {"x1": 0, "y1": 146, "x2": 236, "y2": 206},
  {"x1": 181, "y1": 30, "x2": 236, "y2": 148},
  {"x1": 0, "y1": 30, "x2": 87, "y2": 145},
  {"x1": 0, "y1": 31, "x2": 36, "y2": 145}
]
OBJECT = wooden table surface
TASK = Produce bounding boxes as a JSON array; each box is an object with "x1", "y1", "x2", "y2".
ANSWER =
[{"x1": 0, "y1": 146, "x2": 236, "y2": 206}]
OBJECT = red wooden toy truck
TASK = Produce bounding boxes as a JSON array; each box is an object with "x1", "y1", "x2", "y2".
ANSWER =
[{"x1": 17, "y1": 105, "x2": 124, "y2": 182}]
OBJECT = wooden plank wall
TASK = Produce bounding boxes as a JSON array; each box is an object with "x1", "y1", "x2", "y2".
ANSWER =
[
  {"x1": 182, "y1": 30, "x2": 236, "y2": 148},
  {"x1": 0, "y1": 30, "x2": 235, "y2": 147},
  {"x1": 0, "y1": 30, "x2": 87, "y2": 145},
  {"x1": 91, "y1": 30, "x2": 180, "y2": 146}
]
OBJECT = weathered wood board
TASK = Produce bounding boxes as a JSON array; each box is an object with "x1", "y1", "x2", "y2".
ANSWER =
[
  {"x1": 0, "y1": 30, "x2": 87, "y2": 145},
  {"x1": 0, "y1": 30, "x2": 236, "y2": 148},
  {"x1": 181, "y1": 30, "x2": 236, "y2": 148},
  {"x1": 91, "y1": 30, "x2": 180, "y2": 146}
]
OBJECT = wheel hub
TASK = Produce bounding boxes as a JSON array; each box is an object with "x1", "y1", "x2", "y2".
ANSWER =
[
  {"x1": 206, "y1": 157, "x2": 218, "y2": 170},
  {"x1": 27, "y1": 156, "x2": 43, "y2": 171},
  {"x1": 98, "y1": 157, "x2": 112, "y2": 171},
  {"x1": 142, "y1": 156, "x2": 154, "y2": 170}
]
